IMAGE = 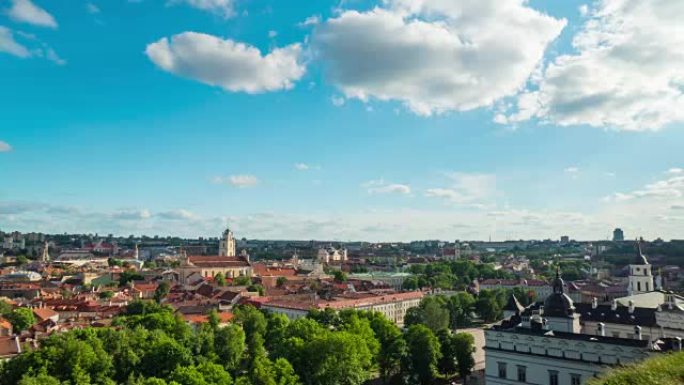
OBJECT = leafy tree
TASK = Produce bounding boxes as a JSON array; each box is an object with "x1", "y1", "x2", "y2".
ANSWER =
[
  {"x1": 333, "y1": 271, "x2": 348, "y2": 283},
  {"x1": 197, "y1": 362, "x2": 233, "y2": 385},
  {"x1": 247, "y1": 284, "x2": 265, "y2": 296},
  {"x1": 369, "y1": 314, "x2": 406, "y2": 384},
  {"x1": 234, "y1": 305, "x2": 267, "y2": 341},
  {"x1": 303, "y1": 331, "x2": 373, "y2": 385},
  {"x1": 402, "y1": 276, "x2": 419, "y2": 291},
  {"x1": 2, "y1": 330, "x2": 113, "y2": 385},
  {"x1": 421, "y1": 299, "x2": 449, "y2": 333},
  {"x1": 233, "y1": 276, "x2": 251, "y2": 286},
  {"x1": 308, "y1": 308, "x2": 341, "y2": 328},
  {"x1": 208, "y1": 309, "x2": 220, "y2": 330},
  {"x1": 99, "y1": 291, "x2": 115, "y2": 300},
  {"x1": 215, "y1": 273, "x2": 227, "y2": 287},
  {"x1": 215, "y1": 324, "x2": 246, "y2": 372},
  {"x1": 16, "y1": 255, "x2": 28, "y2": 265},
  {"x1": 276, "y1": 277, "x2": 287, "y2": 288},
  {"x1": 403, "y1": 307, "x2": 424, "y2": 327},
  {"x1": 437, "y1": 330, "x2": 457, "y2": 376},
  {"x1": 18, "y1": 374, "x2": 61, "y2": 385},
  {"x1": 7, "y1": 307, "x2": 36, "y2": 332},
  {"x1": 452, "y1": 333, "x2": 475, "y2": 381},
  {"x1": 265, "y1": 313, "x2": 289, "y2": 352},
  {"x1": 475, "y1": 295, "x2": 502, "y2": 323},
  {"x1": 169, "y1": 366, "x2": 208, "y2": 385},
  {"x1": 154, "y1": 281, "x2": 170, "y2": 304},
  {"x1": 138, "y1": 332, "x2": 192, "y2": 378},
  {"x1": 404, "y1": 325, "x2": 441, "y2": 385},
  {"x1": 0, "y1": 300, "x2": 12, "y2": 316},
  {"x1": 119, "y1": 271, "x2": 144, "y2": 287}
]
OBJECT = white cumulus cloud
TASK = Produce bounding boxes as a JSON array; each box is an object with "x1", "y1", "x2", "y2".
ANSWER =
[
  {"x1": 170, "y1": 0, "x2": 235, "y2": 18},
  {"x1": 505, "y1": 0, "x2": 684, "y2": 131},
  {"x1": 7, "y1": 0, "x2": 57, "y2": 28},
  {"x1": 313, "y1": 0, "x2": 565, "y2": 116},
  {"x1": 0, "y1": 27, "x2": 29, "y2": 58},
  {"x1": 213, "y1": 174, "x2": 259, "y2": 188},
  {"x1": 146, "y1": 32, "x2": 306, "y2": 93},
  {"x1": 363, "y1": 179, "x2": 411, "y2": 195},
  {"x1": 426, "y1": 172, "x2": 496, "y2": 206}
]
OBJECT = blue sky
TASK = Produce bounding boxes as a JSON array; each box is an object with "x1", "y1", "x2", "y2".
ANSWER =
[{"x1": 1, "y1": 0, "x2": 683, "y2": 241}]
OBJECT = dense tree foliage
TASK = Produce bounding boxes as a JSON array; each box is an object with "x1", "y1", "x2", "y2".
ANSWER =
[
  {"x1": 403, "y1": 260, "x2": 514, "y2": 291},
  {"x1": 6, "y1": 307, "x2": 37, "y2": 332},
  {"x1": 0, "y1": 300, "x2": 479, "y2": 385}
]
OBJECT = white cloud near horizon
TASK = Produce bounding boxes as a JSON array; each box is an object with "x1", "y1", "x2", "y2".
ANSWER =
[
  {"x1": 363, "y1": 179, "x2": 411, "y2": 195},
  {"x1": 504, "y1": 0, "x2": 684, "y2": 131},
  {"x1": 212, "y1": 174, "x2": 259, "y2": 188},
  {"x1": 313, "y1": 0, "x2": 566, "y2": 116},
  {"x1": 7, "y1": 0, "x2": 58, "y2": 28},
  {"x1": 145, "y1": 32, "x2": 306, "y2": 93},
  {"x1": 604, "y1": 172, "x2": 684, "y2": 203},
  {"x1": 426, "y1": 172, "x2": 496, "y2": 206},
  {"x1": 112, "y1": 209, "x2": 152, "y2": 220},
  {"x1": 294, "y1": 163, "x2": 320, "y2": 171}
]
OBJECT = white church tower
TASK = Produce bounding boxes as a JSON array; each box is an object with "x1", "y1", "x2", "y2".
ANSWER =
[
  {"x1": 628, "y1": 240, "x2": 652, "y2": 295},
  {"x1": 219, "y1": 228, "x2": 236, "y2": 257}
]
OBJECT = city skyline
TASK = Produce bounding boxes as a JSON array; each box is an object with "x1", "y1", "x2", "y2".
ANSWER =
[{"x1": 2, "y1": 0, "x2": 684, "y2": 241}]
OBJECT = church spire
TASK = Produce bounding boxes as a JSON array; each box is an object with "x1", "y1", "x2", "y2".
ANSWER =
[
  {"x1": 41, "y1": 241, "x2": 50, "y2": 263},
  {"x1": 552, "y1": 264, "x2": 564, "y2": 294}
]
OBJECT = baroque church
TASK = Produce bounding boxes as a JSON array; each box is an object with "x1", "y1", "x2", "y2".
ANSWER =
[{"x1": 178, "y1": 228, "x2": 252, "y2": 284}]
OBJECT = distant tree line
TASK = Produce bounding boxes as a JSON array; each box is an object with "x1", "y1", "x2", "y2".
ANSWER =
[{"x1": 402, "y1": 260, "x2": 515, "y2": 291}]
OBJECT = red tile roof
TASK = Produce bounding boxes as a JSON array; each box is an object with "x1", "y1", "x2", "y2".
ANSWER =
[
  {"x1": 183, "y1": 312, "x2": 234, "y2": 324},
  {"x1": 188, "y1": 255, "x2": 251, "y2": 268},
  {"x1": 33, "y1": 307, "x2": 59, "y2": 321},
  {"x1": 263, "y1": 291, "x2": 424, "y2": 312}
]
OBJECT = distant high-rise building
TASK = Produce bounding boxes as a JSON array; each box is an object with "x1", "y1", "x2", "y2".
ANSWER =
[
  {"x1": 560, "y1": 235, "x2": 570, "y2": 244},
  {"x1": 613, "y1": 228, "x2": 625, "y2": 242}
]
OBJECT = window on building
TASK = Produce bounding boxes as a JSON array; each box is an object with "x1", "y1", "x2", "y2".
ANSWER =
[
  {"x1": 570, "y1": 374, "x2": 581, "y2": 385},
  {"x1": 646, "y1": 282, "x2": 650, "y2": 291},
  {"x1": 517, "y1": 366, "x2": 527, "y2": 382},
  {"x1": 638, "y1": 282, "x2": 641, "y2": 291},
  {"x1": 549, "y1": 371, "x2": 559, "y2": 385},
  {"x1": 498, "y1": 362, "x2": 507, "y2": 379},
  {"x1": 612, "y1": 332, "x2": 620, "y2": 338}
]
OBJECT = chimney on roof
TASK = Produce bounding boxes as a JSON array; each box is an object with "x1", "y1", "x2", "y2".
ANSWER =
[
  {"x1": 597, "y1": 322, "x2": 605, "y2": 337},
  {"x1": 634, "y1": 325, "x2": 642, "y2": 340},
  {"x1": 628, "y1": 300, "x2": 635, "y2": 314},
  {"x1": 611, "y1": 299, "x2": 618, "y2": 311},
  {"x1": 592, "y1": 297, "x2": 598, "y2": 309}
]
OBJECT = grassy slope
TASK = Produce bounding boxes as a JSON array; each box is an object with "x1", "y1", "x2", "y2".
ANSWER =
[{"x1": 588, "y1": 352, "x2": 684, "y2": 385}]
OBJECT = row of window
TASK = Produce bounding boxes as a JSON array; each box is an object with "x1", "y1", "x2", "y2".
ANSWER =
[{"x1": 498, "y1": 362, "x2": 581, "y2": 385}]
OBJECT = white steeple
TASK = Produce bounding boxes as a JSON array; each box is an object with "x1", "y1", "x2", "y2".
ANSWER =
[
  {"x1": 41, "y1": 241, "x2": 50, "y2": 263},
  {"x1": 628, "y1": 239, "x2": 653, "y2": 295},
  {"x1": 219, "y1": 228, "x2": 236, "y2": 257}
]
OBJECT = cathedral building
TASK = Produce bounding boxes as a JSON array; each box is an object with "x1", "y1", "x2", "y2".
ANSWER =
[{"x1": 485, "y1": 264, "x2": 683, "y2": 385}]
